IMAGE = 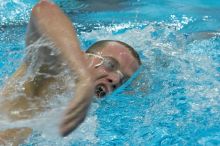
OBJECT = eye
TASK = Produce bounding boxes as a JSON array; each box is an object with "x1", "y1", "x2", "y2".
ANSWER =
[{"x1": 103, "y1": 57, "x2": 119, "y2": 71}]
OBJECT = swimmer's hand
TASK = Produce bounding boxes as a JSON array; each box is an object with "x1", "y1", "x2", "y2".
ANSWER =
[{"x1": 60, "y1": 75, "x2": 94, "y2": 137}]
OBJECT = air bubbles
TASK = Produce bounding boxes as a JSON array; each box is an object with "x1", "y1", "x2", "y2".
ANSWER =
[
  {"x1": 79, "y1": 15, "x2": 220, "y2": 145},
  {"x1": 0, "y1": 1, "x2": 35, "y2": 26},
  {"x1": 202, "y1": 16, "x2": 209, "y2": 21}
]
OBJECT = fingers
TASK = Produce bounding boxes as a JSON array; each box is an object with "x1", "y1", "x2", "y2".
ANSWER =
[
  {"x1": 62, "y1": 97, "x2": 91, "y2": 126},
  {"x1": 60, "y1": 106, "x2": 87, "y2": 137},
  {"x1": 59, "y1": 97, "x2": 91, "y2": 137},
  {"x1": 59, "y1": 79, "x2": 94, "y2": 137}
]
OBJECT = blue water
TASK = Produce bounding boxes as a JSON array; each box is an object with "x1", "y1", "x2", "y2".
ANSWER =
[{"x1": 0, "y1": 0, "x2": 220, "y2": 145}]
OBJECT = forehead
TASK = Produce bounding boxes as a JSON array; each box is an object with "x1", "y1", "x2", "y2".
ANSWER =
[{"x1": 98, "y1": 42, "x2": 139, "y2": 76}]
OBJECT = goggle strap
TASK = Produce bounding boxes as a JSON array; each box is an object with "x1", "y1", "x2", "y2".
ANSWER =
[{"x1": 86, "y1": 53, "x2": 104, "y2": 68}]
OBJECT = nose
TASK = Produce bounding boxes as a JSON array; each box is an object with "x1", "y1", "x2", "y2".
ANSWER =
[{"x1": 106, "y1": 72, "x2": 121, "y2": 90}]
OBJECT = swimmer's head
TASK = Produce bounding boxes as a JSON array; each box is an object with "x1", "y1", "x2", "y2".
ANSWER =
[
  {"x1": 86, "y1": 40, "x2": 141, "y2": 65},
  {"x1": 86, "y1": 40, "x2": 141, "y2": 98}
]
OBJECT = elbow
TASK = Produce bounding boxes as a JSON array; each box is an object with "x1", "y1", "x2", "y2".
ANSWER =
[{"x1": 32, "y1": 0, "x2": 56, "y2": 16}]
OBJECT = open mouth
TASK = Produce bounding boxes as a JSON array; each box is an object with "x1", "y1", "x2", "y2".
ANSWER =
[{"x1": 95, "y1": 84, "x2": 107, "y2": 98}]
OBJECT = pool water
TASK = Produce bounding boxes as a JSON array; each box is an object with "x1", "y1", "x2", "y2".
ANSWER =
[{"x1": 0, "y1": 0, "x2": 220, "y2": 145}]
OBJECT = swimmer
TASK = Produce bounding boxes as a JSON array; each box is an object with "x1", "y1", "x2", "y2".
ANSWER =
[{"x1": 0, "y1": 0, "x2": 141, "y2": 145}]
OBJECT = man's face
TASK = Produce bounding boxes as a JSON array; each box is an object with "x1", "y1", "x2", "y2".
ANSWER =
[{"x1": 88, "y1": 42, "x2": 140, "y2": 98}]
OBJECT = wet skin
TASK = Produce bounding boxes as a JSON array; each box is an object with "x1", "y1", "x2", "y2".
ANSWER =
[
  {"x1": 0, "y1": 0, "x2": 140, "y2": 143},
  {"x1": 88, "y1": 42, "x2": 139, "y2": 97}
]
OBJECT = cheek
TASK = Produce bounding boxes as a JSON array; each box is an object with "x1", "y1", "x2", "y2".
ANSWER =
[{"x1": 92, "y1": 66, "x2": 110, "y2": 82}]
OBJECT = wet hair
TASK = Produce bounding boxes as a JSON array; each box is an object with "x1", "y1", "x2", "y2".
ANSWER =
[{"x1": 86, "y1": 40, "x2": 141, "y2": 65}]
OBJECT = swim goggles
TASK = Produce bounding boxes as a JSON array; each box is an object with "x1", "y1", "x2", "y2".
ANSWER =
[{"x1": 86, "y1": 53, "x2": 128, "y2": 84}]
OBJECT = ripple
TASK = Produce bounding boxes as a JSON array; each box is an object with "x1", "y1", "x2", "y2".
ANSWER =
[{"x1": 0, "y1": 1, "x2": 220, "y2": 144}]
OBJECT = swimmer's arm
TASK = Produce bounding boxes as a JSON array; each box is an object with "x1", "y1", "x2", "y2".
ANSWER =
[
  {"x1": 31, "y1": 0, "x2": 88, "y2": 71},
  {"x1": 25, "y1": 12, "x2": 41, "y2": 47},
  {"x1": 31, "y1": 0, "x2": 94, "y2": 136},
  {"x1": 1, "y1": 64, "x2": 28, "y2": 97},
  {"x1": 0, "y1": 128, "x2": 32, "y2": 146}
]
